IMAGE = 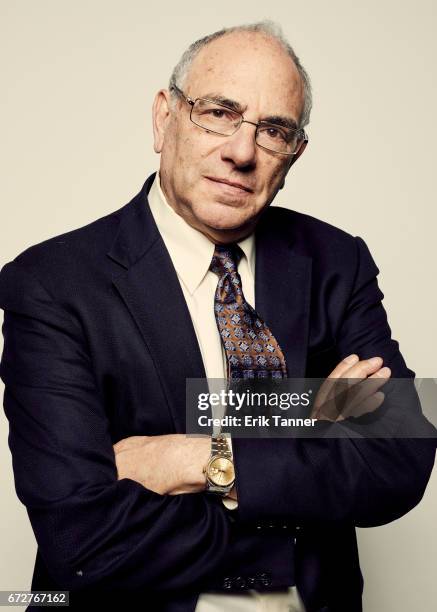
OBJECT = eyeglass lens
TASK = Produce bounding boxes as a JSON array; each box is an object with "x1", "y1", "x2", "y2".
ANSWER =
[{"x1": 190, "y1": 98, "x2": 301, "y2": 154}]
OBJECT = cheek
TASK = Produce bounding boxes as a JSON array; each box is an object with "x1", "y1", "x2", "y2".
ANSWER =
[
  {"x1": 175, "y1": 138, "x2": 220, "y2": 195},
  {"x1": 172, "y1": 132, "x2": 203, "y2": 180},
  {"x1": 259, "y1": 162, "x2": 288, "y2": 197}
]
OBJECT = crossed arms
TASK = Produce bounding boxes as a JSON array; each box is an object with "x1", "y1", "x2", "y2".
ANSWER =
[
  {"x1": 0, "y1": 238, "x2": 435, "y2": 593},
  {"x1": 113, "y1": 354, "x2": 392, "y2": 500}
]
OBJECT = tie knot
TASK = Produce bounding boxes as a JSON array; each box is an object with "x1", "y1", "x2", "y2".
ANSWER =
[{"x1": 210, "y1": 244, "x2": 243, "y2": 277}]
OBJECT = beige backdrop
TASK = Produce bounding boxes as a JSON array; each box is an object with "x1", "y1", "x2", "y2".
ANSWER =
[{"x1": 1, "y1": 1, "x2": 436, "y2": 611}]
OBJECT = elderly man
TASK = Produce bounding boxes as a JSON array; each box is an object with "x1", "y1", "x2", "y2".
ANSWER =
[{"x1": 0, "y1": 21, "x2": 435, "y2": 612}]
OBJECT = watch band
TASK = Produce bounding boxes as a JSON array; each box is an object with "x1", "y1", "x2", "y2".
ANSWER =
[{"x1": 211, "y1": 433, "x2": 232, "y2": 459}]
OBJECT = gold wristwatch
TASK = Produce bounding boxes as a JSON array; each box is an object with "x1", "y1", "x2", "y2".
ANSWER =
[{"x1": 203, "y1": 434, "x2": 235, "y2": 495}]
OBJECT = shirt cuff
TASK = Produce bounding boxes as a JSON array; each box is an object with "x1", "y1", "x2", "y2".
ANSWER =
[{"x1": 222, "y1": 496, "x2": 239, "y2": 511}]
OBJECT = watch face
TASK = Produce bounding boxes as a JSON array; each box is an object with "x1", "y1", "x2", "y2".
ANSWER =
[{"x1": 207, "y1": 457, "x2": 235, "y2": 487}]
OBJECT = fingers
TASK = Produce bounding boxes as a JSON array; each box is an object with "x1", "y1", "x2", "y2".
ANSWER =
[
  {"x1": 340, "y1": 367, "x2": 391, "y2": 417},
  {"x1": 341, "y1": 391, "x2": 386, "y2": 420},
  {"x1": 333, "y1": 391, "x2": 385, "y2": 421},
  {"x1": 315, "y1": 383, "x2": 387, "y2": 421},
  {"x1": 327, "y1": 353, "x2": 360, "y2": 378},
  {"x1": 312, "y1": 355, "x2": 391, "y2": 421},
  {"x1": 369, "y1": 366, "x2": 391, "y2": 379},
  {"x1": 312, "y1": 355, "x2": 358, "y2": 412},
  {"x1": 342, "y1": 356, "x2": 384, "y2": 379},
  {"x1": 313, "y1": 354, "x2": 360, "y2": 413},
  {"x1": 329, "y1": 355, "x2": 385, "y2": 380}
]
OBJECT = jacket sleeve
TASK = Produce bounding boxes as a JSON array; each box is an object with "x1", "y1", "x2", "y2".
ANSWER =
[
  {"x1": 0, "y1": 260, "x2": 234, "y2": 592},
  {"x1": 232, "y1": 236, "x2": 436, "y2": 528}
]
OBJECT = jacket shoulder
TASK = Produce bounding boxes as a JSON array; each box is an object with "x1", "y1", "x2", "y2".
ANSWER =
[
  {"x1": 0, "y1": 192, "x2": 140, "y2": 306},
  {"x1": 12, "y1": 206, "x2": 125, "y2": 270},
  {"x1": 266, "y1": 205, "x2": 358, "y2": 255}
]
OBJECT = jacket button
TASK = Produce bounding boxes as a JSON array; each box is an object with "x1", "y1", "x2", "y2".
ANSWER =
[
  {"x1": 246, "y1": 575, "x2": 257, "y2": 587},
  {"x1": 256, "y1": 572, "x2": 272, "y2": 587},
  {"x1": 233, "y1": 576, "x2": 246, "y2": 589}
]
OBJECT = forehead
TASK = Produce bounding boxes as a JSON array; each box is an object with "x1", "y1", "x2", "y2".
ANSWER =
[{"x1": 184, "y1": 32, "x2": 304, "y2": 118}]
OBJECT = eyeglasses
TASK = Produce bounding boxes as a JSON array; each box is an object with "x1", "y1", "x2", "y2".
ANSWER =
[{"x1": 170, "y1": 84, "x2": 307, "y2": 156}]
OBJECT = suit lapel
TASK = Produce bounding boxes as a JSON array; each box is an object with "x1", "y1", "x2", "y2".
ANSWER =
[
  {"x1": 255, "y1": 209, "x2": 312, "y2": 377},
  {"x1": 108, "y1": 175, "x2": 206, "y2": 433}
]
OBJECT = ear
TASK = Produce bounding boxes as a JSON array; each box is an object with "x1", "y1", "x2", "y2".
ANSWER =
[
  {"x1": 278, "y1": 137, "x2": 308, "y2": 190},
  {"x1": 152, "y1": 89, "x2": 173, "y2": 153}
]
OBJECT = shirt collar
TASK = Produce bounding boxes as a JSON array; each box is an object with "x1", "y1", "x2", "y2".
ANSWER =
[{"x1": 148, "y1": 172, "x2": 255, "y2": 295}]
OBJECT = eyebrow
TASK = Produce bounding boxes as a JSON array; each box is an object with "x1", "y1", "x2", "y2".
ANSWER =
[
  {"x1": 199, "y1": 92, "x2": 298, "y2": 131},
  {"x1": 201, "y1": 92, "x2": 247, "y2": 113},
  {"x1": 260, "y1": 115, "x2": 298, "y2": 131}
]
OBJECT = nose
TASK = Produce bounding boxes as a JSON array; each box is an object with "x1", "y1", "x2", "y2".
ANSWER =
[{"x1": 220, "y1": 121, "x2": 257, "y2": 169}]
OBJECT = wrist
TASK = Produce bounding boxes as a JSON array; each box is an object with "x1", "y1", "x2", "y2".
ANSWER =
[{"x1": 187, "y1": 436, "x2": 210, "y2": 488}]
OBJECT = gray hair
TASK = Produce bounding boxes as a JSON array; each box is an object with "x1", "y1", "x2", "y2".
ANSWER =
[{"x1": 168, "y1": 20, "x2": 312, "y2": 129}]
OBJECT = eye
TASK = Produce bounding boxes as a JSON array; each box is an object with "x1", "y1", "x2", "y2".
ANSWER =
[
  {"x1": 210, "y1": 108, "x2": 226, "y2": 118},
  {"x1": 259, "y1": 125, "x2": 290, "y2": 142},
  {"x1": 204, "y1": 107, "x2": 237, "y2": 121},
  {"x1": 267, "y1": 128, "x2": 280, "y2": 138},
  {"x1": 261, "y1": 126, "x2": 288, "y2": 141}
]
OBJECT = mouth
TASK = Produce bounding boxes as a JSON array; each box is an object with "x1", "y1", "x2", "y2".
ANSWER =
[{"x1": 204, "y1": 176, "x2": 254, "y2": 194}]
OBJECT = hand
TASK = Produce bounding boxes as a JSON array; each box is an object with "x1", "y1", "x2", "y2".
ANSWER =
[
  {"x1": 311, "y1": 354, "x2": 391, "y2": 422},
  {"x1": 113, "y1": 434, "x2": 211, "y2": 495}
]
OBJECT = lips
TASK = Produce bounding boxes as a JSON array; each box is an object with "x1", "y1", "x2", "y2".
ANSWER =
[{"x1": 205, "y1": 176, "x2": 254, "y2": 193}]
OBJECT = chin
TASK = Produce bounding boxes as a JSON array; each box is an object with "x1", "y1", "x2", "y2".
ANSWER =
[
  {"x1": 202, "y1": 213, "x2": 250, "y2": 232},
  {"x1": 196, "y1": 200, "x2": 254, "y2": 230}
]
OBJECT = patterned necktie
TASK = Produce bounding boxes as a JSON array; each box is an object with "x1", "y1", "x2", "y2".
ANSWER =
[{"x1": 210, "y1": 244, "x2": 288, "y2": 380}]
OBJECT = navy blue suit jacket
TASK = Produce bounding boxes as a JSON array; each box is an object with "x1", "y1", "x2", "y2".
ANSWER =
[{"x1": 0, "y1": 173, "x2": 435, "y2": 611}]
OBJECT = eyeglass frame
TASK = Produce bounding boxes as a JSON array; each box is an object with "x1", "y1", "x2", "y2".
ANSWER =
[{"x1": 170, "y1": 84, "x2": 308, "y2": 156}]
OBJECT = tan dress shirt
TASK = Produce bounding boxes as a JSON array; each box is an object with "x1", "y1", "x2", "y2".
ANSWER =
[{"x1": 148, "y1": 173, "x2": 305, "y2": 612}]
